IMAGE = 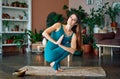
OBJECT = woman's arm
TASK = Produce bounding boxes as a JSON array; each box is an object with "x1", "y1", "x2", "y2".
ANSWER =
[
  {"x1": 58, "y1": 33, "x2": 77, "y2": 54},
  {"x1": 42, "y1": 23, "x2": 61, "y2": 44}
]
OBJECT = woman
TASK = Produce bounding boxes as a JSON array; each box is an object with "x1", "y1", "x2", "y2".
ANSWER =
[{"x1": 42, "y1": 13, "x2": 82, "y2": 73}]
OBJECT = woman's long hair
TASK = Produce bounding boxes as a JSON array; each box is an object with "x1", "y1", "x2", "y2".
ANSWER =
[{"x1": 71, "y1": 13, "x2": 82, "y2": 51}]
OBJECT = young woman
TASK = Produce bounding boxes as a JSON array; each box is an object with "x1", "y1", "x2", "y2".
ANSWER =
[{"x1": 42, "y1": 13, "x2": 82, "y2": 73}]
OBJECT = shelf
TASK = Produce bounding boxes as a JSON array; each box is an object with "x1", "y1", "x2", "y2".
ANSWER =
[
  {"x1": 2, "y1": 43, "x2": 28, "y2": 46},
  {"x1": 2, "y1": 31, "x2": 25, "y2": 34},
  {"x1": 2, "y1": 6, "x2": 28, "y2": 10},
  {"x1": 2, "y1": 19, "x2": 28, "y2": 21},
  {"x1": 0, "y1": 0, "x2": 32, "y2": 54}
]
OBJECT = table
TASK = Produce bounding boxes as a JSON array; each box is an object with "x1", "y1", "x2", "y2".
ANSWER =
[{"x1": 97, "y1": 44, "x2": 120, "y2": 57}]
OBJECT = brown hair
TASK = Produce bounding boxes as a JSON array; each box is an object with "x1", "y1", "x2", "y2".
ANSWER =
[{"x1": 71, "y1": 13, "x2": 82, "y2": 51}]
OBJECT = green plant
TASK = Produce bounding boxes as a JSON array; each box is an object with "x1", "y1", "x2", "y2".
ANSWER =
[
  {"x1": 63, "y1": 5, "x2": 87, "y2": 24},
  {"x1": 113, "y1": 2, "x2": 120, "y2": 11},
  {"x1": 22, "y1": 2, "x2": 28, "y2": 8},
  {"x1": 82, "y1": 11, "x2": 95, "y2": 43},
  {"x1": 105, "y1": 2, "x2": 119, "y2": 22},
  {"x1": 82, "y1": 34, "x2": 92, "y2": 44},
  {"x1": 46, "y1": 12, "x2": 64, "y2": 28},
  {"x1": 92, "y1": 38, "x2": 99, "y2": 50},
  {"x1": 82, "y1": 3, "x2": 109, "y2": 44},
  {"x1": 95, "y1": 2, "x2": 108, "y2": 27},
  {"x1": 84, "y1": 2, "x2": 108, "y2": 28},
  {"x1": 23, "y1": 11, "x2": 27, "y2": 17},
  {"x1": 13, "y1": 34, "x2": 28, "y2": 52},
  {"x1": 3, "y1": 21, "x2": 10, "y2": 27},
  {"x1": 26, "y1": 29, "x2": 43, "y2": 43}
]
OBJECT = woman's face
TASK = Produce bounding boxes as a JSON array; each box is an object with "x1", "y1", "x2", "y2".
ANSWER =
[{"x1": 67, "y1": 14, "x2": 78, "y2": 26}]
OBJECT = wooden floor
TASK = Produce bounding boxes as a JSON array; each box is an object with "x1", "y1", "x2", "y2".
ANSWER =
[{"x1": 0, "y1": 51, "x2": 120, "y2": 79}]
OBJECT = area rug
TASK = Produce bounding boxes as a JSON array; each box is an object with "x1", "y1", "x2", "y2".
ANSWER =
[{"x1": 19, "y1": 66, "x2": 106, "y2": 77}]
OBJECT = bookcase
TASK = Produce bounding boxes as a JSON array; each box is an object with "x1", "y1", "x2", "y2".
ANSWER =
[{"x1": 0, "y1": 0, "x2": 32, "y2": 54}]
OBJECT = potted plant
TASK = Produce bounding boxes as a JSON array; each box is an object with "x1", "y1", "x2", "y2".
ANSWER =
[
  {"x1": 22, "y1": 2, "x2": 28, "y2": 8},
  {"x1": 13, "y1": 33, "x2": 28, "y2": 53},
  {"x1": 63, "y1": 5, "x2": 87, "y2": 24},
  {"x1": 14, "y1": 25, "x2": 19, "y2": 31},
  {"x1": 105, "y1": 2, "x2": 119, "y2": 27},
  {"x1": 26, "y1": 29, "x2": 43, "y2": 43},
  {"x1": 3, "y1": 21, "x2": 10, "y2": 31},
  {"x1": 85, "y1": 2, "x2": 108, "y2": 33},
  {"x1": 46, "y1": 12, "x2": 64, "y2": 28},
  {"x1": 94, "y1": 2, "x2": 108, "y2": 28},
  {"x1": 82, "y1": 34, "x2": 92, "y2": 54}
]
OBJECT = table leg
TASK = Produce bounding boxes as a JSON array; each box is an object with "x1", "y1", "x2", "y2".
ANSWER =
[
  {"x1": 67, "y1": 55, "x2": 70, "y2": 68},
  {"x1": 110, "y1": 47, "x2": 113, "y2": 57},
  {"x1": 99, "y1": 46, "x2": 101, "y2": 57}
]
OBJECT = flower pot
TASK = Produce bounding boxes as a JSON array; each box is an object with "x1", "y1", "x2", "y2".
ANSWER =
[
  {"x1": 94, "y1": 25, "x2": 100, "y2": 33},
  {"x1": 94, "y1": 49, "x2": 99, "y2": 56},
  {"x1": 111, "y1": 22, "x2": 117, "y2": 27},
  {"x1": 83, "y1": 44, "x2": 92, "y2": 54}
]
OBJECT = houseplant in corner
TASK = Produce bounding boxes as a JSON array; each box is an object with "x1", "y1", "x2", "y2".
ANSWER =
[{"x1": 105, "y1": 2, "x2": 119, "y2": 27}]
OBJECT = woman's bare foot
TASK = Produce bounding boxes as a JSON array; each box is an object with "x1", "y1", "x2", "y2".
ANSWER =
[
  {"x1": 58, "y1": 68, "x2": 63, "y2": 72},
  {"x1": 55, "y1": 69, "x2": 63, "y2": 73}
]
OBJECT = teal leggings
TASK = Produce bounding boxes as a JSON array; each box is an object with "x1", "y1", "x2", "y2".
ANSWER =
[
  {"x1": 44, "y1": 46, "x2": 70, "y2": 70},
  {"x1": 53, "y1": 51, "x2": 69, "y2": 70}
]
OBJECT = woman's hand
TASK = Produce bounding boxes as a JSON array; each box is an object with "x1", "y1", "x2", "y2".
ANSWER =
[{"x1": 56, "y1": 35, "x2": 64, "y2": 45}]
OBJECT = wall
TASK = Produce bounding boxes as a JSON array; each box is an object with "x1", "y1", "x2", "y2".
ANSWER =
[
  {"x1": 69, "y1": 0, "x2": 94, "y2": 14},
  {"x1": 69, "y1": 0, "x2": 117, "y2": 13},
  {"x1": 32, "y1": 0, "x2": 68, "y2": 32}
]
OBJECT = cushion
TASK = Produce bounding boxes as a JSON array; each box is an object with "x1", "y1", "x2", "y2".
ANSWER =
[
  {"x1": 94, "y1": 32, "x2": 115, "y2": 43},
  {"x1": 104, "y1": 32, "x2": 115, "y2": 39},
  {"x1": 99, "y1": 39, "x2": 120, "y2": 46},
  {"x1": 115, "y1": 28, "x2": 120, "y2": 39}
]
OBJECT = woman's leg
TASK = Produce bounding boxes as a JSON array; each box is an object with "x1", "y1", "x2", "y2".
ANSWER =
[
  {"x1": 56, "y1": 52, "x2": 69, "y2": 64},
  {"x1": 52, "y1": 51, "x2": 69, "y2": 70}
]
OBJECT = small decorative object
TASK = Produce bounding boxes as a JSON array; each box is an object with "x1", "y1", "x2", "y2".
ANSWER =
[
  {"x1": 22, "y1": 3, "x2": 28, "y2": 8},
  {"x1": 19, "y1": 3, "x2": 23, "y2": 7},
  {"x1": 19, "y1": 15, "x2": 23, "y2": 19},
  {"x1": 2, "y1": 3, "x2": 5, "y2": 6},
  {"x1": 12, "y1": 68, "x2": 28, "y2": 77},
  {"x1": 94, "y1": 25, "x2": 100, "y2": 33},
  {"x1": 14, "y1": 25, "x2": 19, "y2": 31},
  {"x1": 12, "y1": 17, "x2": 15, "y2": 19},
  {"x1": 21, "y1": 29, "x2": 23, "y2": 31},
  {"x1": 23, "y1": 11, "x2": 27, "y2": 20}
]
